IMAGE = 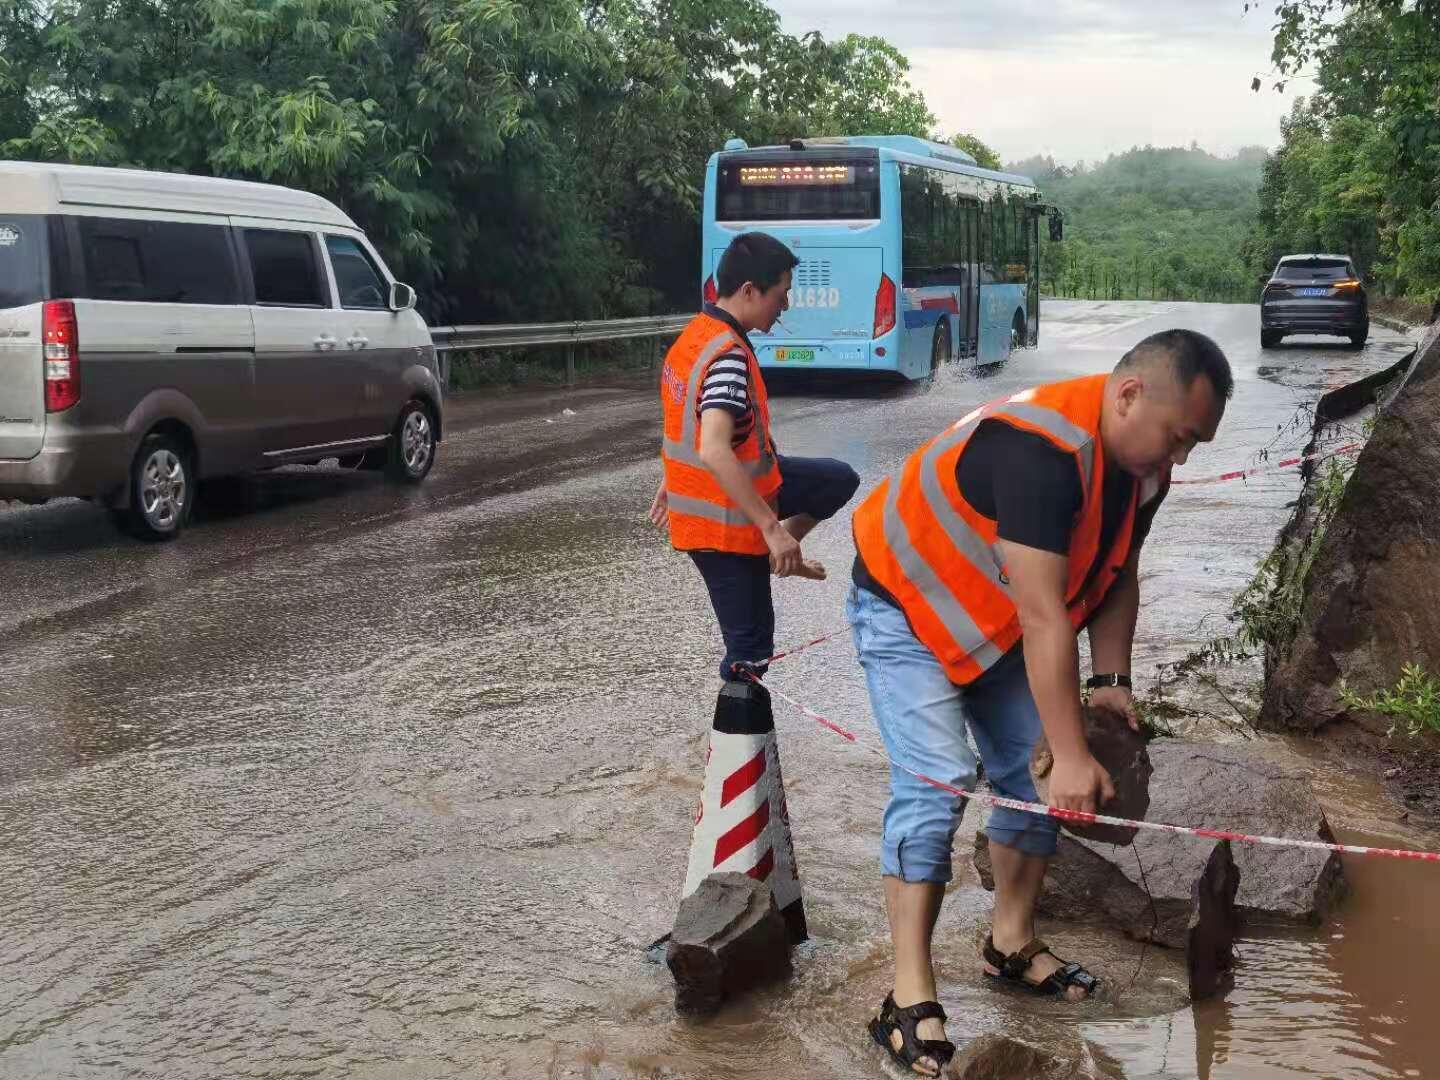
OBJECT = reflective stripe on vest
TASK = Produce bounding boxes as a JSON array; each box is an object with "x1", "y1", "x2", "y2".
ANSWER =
[{"x1": 666, "y1": 492, "x2": 757, "y2": 527}]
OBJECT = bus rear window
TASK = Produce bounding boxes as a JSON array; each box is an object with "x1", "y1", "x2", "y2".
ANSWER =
[
  {"x1": 717, "y1": 157, "x2": 880, "y2": 221},
  {"x1": 1276, "y1": 260, "x2": 1350, "y2": 280},
  {"x1": 0, "y1": 215, "x2": 48, "y2": 309}
]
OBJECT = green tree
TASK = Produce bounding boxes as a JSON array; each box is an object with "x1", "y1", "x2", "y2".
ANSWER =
[
  {"x1": 1259, "y1": 0, "x2": 1440, "y2": 300},
  {"x1": 0, "y1": 0, "x2": 939, "y2": 321},
  {"x1": 946, "y1": 132, "x2": 1001, "y2": 170},
  {"x1": 742, "y1": 32, "x2": 933, "y2": 145}
]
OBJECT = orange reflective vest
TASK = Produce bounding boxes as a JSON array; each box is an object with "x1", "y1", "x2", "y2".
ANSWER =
[
  {"x1": 661, "y1": 311, "x2": 782, "y2": 555},
  {"x1": 852, "y1": 374, "x2": 1166, "y2": 685}
]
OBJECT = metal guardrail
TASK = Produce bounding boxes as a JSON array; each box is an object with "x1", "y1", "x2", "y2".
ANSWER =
[{"x1": 429, "y1": 314, "x2": 692, "y2": 353}]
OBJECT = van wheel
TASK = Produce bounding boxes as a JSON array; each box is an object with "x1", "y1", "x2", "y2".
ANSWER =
[
  {"x1": 1350, "y1": 325, "x2": 1368, "y2": 349},
  {"x1": 386, "y1": 400, "x2": 437, "y2": 483},
  {"x1": 122, "y1": 434, "x2": 193, "y2": 541},
  {"x1": 1261, "y1": 330, "x2": 1283, "y2": 348},
  {"x1": 930, "y1": 320, "x2": 952, "y2": 374}
]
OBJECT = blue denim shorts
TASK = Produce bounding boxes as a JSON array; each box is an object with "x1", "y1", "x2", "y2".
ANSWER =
[{"x1": 846, "y1": 583, "x2": 1060, "y2": 883}]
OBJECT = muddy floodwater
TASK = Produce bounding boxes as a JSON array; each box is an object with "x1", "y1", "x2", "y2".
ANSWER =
[{"x1": 1, "y1": 301, "x2": 1436, "y2": 1078}]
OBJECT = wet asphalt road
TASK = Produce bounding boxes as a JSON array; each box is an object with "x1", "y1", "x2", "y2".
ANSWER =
[{"x1": 1, "y1": 301, "x2": 1433, "y2": 1079}]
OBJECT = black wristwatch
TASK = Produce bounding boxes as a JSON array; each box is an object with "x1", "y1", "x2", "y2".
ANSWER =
[{"x1": 1086, "y1": 673, "x2": 1132, "y2": 689}]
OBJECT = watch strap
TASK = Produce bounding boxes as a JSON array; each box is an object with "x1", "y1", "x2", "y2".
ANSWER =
[{"x1": 1086, "y1": 673, "x2": 1132, "y2": 690}]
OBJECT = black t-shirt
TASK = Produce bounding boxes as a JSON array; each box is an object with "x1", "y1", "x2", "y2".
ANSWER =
[{"x1": 853, "y1": 419, "x2": 1165, "y2": 619}]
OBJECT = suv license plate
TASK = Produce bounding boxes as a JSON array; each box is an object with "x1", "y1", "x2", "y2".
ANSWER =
[{"x1": 1298, "y1": 287, "x2": 1328, "y2": 297}]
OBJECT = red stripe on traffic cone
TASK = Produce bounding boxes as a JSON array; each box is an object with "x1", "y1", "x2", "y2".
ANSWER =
[
  {"x1": 681, "y1": 680, "x2": 808, "y2": 943},
  {"x1": 721, "y1": 749, "x2": 767, "y2": 808}
]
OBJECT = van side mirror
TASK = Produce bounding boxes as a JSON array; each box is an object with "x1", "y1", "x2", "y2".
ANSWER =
[
  {"x1": 389, "y1": 281, "x2": 417, "y2": 312},
  {"x1": 1257, "y1": 273, "x2": 1269, "y2": 286}
]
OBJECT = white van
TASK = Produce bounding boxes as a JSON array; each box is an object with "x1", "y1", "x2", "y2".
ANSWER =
[{"x1": 0, "y1": 162, "x2": 445, "y2": 539}]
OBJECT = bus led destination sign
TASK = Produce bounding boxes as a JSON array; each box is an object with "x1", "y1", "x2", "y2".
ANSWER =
[{"x1": 738, "y1": 164, "x2": 854, "y2": 186}]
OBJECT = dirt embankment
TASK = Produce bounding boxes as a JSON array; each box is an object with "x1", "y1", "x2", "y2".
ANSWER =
[{"x1": 1258, "y1": 324, "x2": 1440, "y2": 823}]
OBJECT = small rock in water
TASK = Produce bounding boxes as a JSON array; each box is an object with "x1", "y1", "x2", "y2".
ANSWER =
[
  {"x1": 1385, "y1": 767, "x2": 1403, "y2": 779},
  {"x1": 562, "y1": 407, "x2": 577, "y2": 416},
  {"x1": 666, "y1": 872, "x2": 791, "y2": 1017},
  {"x1": 950, "y1": 1032, "x2": 1124, "y2": 1079}
]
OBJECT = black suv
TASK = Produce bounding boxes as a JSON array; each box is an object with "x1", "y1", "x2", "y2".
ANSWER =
[{"x1": 1260, "y1": 254, "x2": 1368, "y2": 349}]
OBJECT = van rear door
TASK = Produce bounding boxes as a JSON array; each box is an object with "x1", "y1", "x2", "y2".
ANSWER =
[{"x1": 0, "y1": 215, "x2": 49, "y2": 460}]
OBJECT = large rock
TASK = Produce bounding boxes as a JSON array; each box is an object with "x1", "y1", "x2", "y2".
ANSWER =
[
  {"x1": 666, "y1": 872, "x2": 792, "y2": 1016},
  {"x1": 974, "y1": 740, "x2": 1344, "y2": 946},
  {"x1": 1031, "y1": 705, "x2": 1152, "y2": 845},
  {"x1": 949, "y1": 1032, "x2": 1124, "y2": 1080},
  {"x1": 1263, "y1": 321, "x2": 1440, "y2": 735}
]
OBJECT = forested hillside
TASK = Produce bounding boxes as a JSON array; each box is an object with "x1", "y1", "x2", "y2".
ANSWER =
[{"x1": 1011, "y1": 147, "x2": 1265, "y2": 303}]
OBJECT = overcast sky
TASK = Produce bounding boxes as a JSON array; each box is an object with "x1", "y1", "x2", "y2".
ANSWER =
[{"x1": 767, "y1": 1, "x2": 1300, "y2": 164}]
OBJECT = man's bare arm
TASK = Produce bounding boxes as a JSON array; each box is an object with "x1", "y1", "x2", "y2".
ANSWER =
[
  {"x1": 1000, "y1": 539, "x2": 1116, "y2": 814},
  {"x1": 697, "y1": 409, "x2": 803, "y2": 576},
  {"x1": 1087, "y1": 546, "x2": 1141, "y2": 678}
]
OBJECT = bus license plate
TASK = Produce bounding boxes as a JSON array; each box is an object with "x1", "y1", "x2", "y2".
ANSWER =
[{"x1": 776, "y1": 348, "x2": 815, "y2": 363}]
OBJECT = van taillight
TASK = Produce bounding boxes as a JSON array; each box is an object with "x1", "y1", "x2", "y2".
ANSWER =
[
  {"x1": 43, "y1": 300, "x2": 80, "y2": 413},
  {"x1": 703, "y1": 276, "x2": 718, "y2": 304},
  {"x1": 873, "y1": 274, "x2": 896, "y2": 338}
]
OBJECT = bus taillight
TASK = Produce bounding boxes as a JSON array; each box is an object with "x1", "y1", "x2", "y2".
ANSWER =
[
  {"x1": 873, "y1": 274, "x2": 896, "y2": 338},
  {"x1": 703, "y1": 276, "x2": 718, "y2": 304}
]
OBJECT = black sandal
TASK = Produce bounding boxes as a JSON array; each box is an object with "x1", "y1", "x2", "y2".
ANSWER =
[
  {"x1": 982, "y1": 934, "x2": 1100, "y2": 998},
  {"x1": 868, "y1": 992, "x2": 955, "y2": 1076}
]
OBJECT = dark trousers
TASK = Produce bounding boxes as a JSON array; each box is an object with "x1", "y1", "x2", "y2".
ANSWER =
[{"x1": 689, "y1": 454, "x2": 861, "y2": 682}]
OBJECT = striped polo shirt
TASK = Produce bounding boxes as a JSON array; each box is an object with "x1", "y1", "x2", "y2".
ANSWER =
[{"x1": 697, "y1": 303, "x2": 756, "y2": 446}]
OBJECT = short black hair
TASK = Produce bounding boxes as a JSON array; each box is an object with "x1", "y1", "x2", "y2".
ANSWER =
[
  {"x1": 1116, "y1": 328, "x2": 1234, "y2": 401},
  {"x1": 716, "y1": 232, "x2": 799, "y2": 298}
]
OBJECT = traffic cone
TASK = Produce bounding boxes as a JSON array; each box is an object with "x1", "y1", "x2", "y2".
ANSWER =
[{"x1": 681, "y1": 678, "x2": 808, "y2": 944}]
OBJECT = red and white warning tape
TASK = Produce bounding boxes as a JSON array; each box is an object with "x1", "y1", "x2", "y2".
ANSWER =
[
  {"x1": 752, "y1": 675, "x2": 1440, "y2": 864},
  {"x1": 753, "y1": 629, "x2": 850, "y2": 668},
  {"x1": 1170, "y1": 441, "x2": 1362, "y2": 486}
]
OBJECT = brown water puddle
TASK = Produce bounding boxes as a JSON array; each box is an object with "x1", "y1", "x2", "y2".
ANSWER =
[{"x1": 1079, "y1": 840, "x2": 1439, "y2": 1079}]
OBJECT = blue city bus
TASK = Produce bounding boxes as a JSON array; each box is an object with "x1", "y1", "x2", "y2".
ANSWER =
[{"x1": 700, "y1": 135, "x2": 1059, "y2": 381}]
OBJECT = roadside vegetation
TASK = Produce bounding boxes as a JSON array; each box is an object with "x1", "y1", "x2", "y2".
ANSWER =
[
  {"x1": 1246, "y1": 1, "x2": 1440, "y2": 311},
  {"x1": 1342, "y1": 665, "x2": 1440, "y2": 739},
  {"x1": 0, "y1": 0, "x2": 935, "y2": 324}
]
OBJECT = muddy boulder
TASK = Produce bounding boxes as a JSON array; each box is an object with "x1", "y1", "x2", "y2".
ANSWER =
[
  {"x1": 1031, "y1": 704, "x2": 1152, "y2": 845},
  {"x1": 974, "y1": 740, "x2": 1343, "y2": 947},
  {"x1": 666, "y1": 872, "x2": 791, "y2": 1016}
]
